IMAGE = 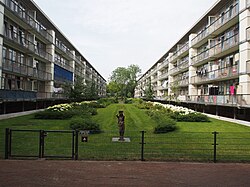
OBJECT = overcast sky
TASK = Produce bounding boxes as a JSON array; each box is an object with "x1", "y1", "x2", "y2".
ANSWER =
[{"x1": 33, "y1": 0, "x2": 218, "y2": 81}]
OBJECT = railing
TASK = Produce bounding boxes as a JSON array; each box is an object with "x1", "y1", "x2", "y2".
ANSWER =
[
  {"x1": 209, "y1": 33, "x2": 239, "y2": 57},
  {"x1": 4, "y1": 129, "x2": 250, "y2": 162},
  {"x1": 186, "y1": 94, "x2": 247, "y2": 106},
  {"x1": 0, "y1": 90, "x2": 67, "y2": 101},
  {"x1": 4, "y1": 28, "x2": 53, "y2": 62},
  {"x1": 169, "y1": 52, "x2": 178, "y2": 62},
  {"x1": 54, "y1": 59, "x2": 74, "y2": 72},
  {"x1": 171, "y1": 78, "x2": 189, "y2": 87},
  {"x1": 4, "y1": 0, "x2": 53, "y2": 43},
  {"x1": 191, "y1": 2, "x2": 239, "y2": 47},
  {"x1": 191, "y1": 33, "x2": 239, "y2": 66},
  {"x1": 37, "y1": 92, "x2": 66, "y2": 99},
  {"x1": 210, "y1": 3, "x2": 239, "y2": 34},
  {"x1": 55, "y1": 39, "x2": 74, "y2": 59},
  {"x1": 158, "y1": 72, "x2": 169, "y2": 80},
  {"x1": 190, "y1": 65, "x2": 239, "y2": 84},
  {"x1": 2, "y1": 59, "x2": 52, "y2": 81},
  {"x1": 0, "y1": 89, "x2": 37, "y2": 101},
  {"x1": 158, "y1": 59, "x2": 169, "y2": 70},
  {"x1": 169, "y1": 60, "x2": 189, "y2": 75},
  {"x1": 178, "y1": 42, "x2": 189, "y2": 56},
  {"x1": 191, "y1": 48, "x2": 209, "y2": 66}
]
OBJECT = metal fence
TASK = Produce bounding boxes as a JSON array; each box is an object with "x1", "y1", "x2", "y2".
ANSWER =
[{"x1": 3, "y1": 129, "x2": 250, "y2": 162}]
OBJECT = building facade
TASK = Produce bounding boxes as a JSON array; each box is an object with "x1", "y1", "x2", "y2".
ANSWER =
[
  {"x1": 135, "y1": 0, "x2": 250, "y2": 120},
  {"x1": 0, "y1": 0, "x2": 106, "y2": 114}
]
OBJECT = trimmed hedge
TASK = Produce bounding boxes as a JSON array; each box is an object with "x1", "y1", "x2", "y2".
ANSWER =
[
  {"x1": 174, "y1": 112, "x2": 210, "y2": 122},
  {"x1": 34, "y1": 110, "x2": 75, "y2": 119},
  {"x1": 69, "y1": 118, "x2": 101, "y2": 133}
]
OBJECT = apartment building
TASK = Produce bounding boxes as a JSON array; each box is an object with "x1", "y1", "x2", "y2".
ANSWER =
[
  {"x1": 135, "y1": 0, "x2": 250, "y2": 120},
  {"x1": 0, "y1": 0, "x2": 106, "y2": 114}
]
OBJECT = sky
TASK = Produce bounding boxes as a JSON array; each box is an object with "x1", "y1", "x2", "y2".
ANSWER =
[{"x1": 33, "y1": 0, "x2": 218, "y2": 81}]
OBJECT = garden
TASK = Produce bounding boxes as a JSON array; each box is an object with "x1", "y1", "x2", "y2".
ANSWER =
[{"x1": 1, "y1": 98, "x2": 250, "y2": 162}]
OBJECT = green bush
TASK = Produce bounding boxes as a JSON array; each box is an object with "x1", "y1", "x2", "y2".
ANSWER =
[
  {"x1": 69, "y1": 118, "x2": 101, "y2": 133},
  {"x1": 154, "y1": 118, "x2": 177, "y2": 133},
  {"x1": 98, "y1": 97, "x2": 118, "y2": 107},
  {"x1": 34, "y1": 110, "x2": 75, "y2": 119},
  {"x1": 175, "y1": 112, "x2": 210, "y2": 122}
]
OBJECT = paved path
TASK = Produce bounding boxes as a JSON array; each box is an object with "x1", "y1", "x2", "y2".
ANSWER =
[
  {"x1": 0, "y1": 109, "x2": 44, "y2": 120},
  {"x1": 206, "y1": 113, "x2": 250, "y2": 127},
  {"x1": 0, "y1": 160, "x2": 250, "y2": 187}
]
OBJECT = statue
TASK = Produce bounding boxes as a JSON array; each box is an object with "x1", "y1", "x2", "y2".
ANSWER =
[{"x1": 116, "y1": 111, "x2": 125, "y2": 141}]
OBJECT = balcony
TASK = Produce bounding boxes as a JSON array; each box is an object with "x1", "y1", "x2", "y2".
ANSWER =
[
  {"x1": 158, "y1": 72, "x2": 169, "y2": 80},
  {"x1": 158, "y1": 59, "x2": 169, "y2": 70},
  {"x1": 4, "y1": 28, "x2": 53, "y2": 62},
  {"x1": 186, "y1": 94, "x2": 247, "y2": 106},
  {"x1": 191, "y1": 2, "x2": 239, "y2": 48},
  {"x1": 171, "y1": 78, "x2": 189, "y2": 87},
  {"x1": 191, "y1": 49, "x2": 210, "y2": 66},
  {"x1": 0, "y1": 89, "x2": 37, "y2": 101},
  {"x1": 54, "y1": 59, "x2": 73, "y2": 72},
  {"x1": 177, "y1": 42, "x2": 189, "y2": 57},
  {"x1": 209, "y1": 33, "x2": 239, "y2": 59},
  {"x1": 169, "y1": 52, "x2": 178, "y2": 63},
  {"x1": 191, "y1": 33, "x2": 239, "y2": 66},
  {"x1": 4, "y1": 0, "x2": 53, "y2": 44},
  {"x1": 190, "y1": 64, "x2": 239, "y2": 85},
  {"x1": 55, "y1": 39, "x2": 74, "y2": 60},
  {"x1": 169, "y1": 60, "x2": 189, "y2": 76},
  {"x1": 2, "y1": 59, "x2": 52, "y2": 81},
  {"x1": 209, "y1": 3, "x2": 239, "y2": 36}
]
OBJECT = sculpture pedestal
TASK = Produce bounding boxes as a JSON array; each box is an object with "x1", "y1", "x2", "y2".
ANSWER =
[{"x1": 112, "y1": 137, "x2": 131, "y2": 142}]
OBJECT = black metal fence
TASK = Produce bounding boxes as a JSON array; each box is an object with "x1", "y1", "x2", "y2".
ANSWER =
[{"x1": 3, "y1": 128, "x2": 250, "y2": 162}]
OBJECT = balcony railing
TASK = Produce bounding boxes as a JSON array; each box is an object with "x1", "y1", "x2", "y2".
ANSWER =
[
  {"x1": 54, "y1": 59, "x2": 74, "y2": 72},
  {"x1": 247, "y1": 27, "x2": 250, "y2": 41},
  {"x1": 191, "y1": 33, "x2": 239, "y2": 66},
  {"x1": 158, "y1": 72, "x2": 169, "y2": 80},
  {"x1": 4, "y1": 28, "x2": 53, "y2": 62},
  {"x1": 210, "y1": 3, "x2": 239, "y2": 34},
  {"x1": 4, "y1": 0, "x2": 53, "y2": 43},
  {"x1": 55, "y1": 39, "x2": 74, "y2": 59},
  {"x1": 2, "y1": 59, "x2": 52, "y2": 81},
  {"x1": 190, "y1": 65, "x2": 239, "y2": 84},
  {"x1": 191, "y1": 2, "x2": 239, "y2": 47},
  {"x1": 186, "y1": 94, "x2": 249, "y2": 106},
  {"x1": 171, "y1": 78, "x2": 189, "y2": 87},
  {"x1": 178, "y1": 42, "x2": 189, "y2": 56},
  {"x1": 158, "y1": 60, "x2": 169, "y2": 70},
  {"x1": 169, "y1": 60, "x2": 189, "y2": 75},
  {"x1": 209, "y1": 33, "x2": 239, "y2": 57},
  {"x1": 0, "y1": 89, "x2": 37, "y2": 101},
  {"x1": 169, "y1": 52, "x2": 178, "y2": 62}
]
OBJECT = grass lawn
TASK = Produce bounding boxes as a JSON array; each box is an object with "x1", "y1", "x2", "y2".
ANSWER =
[{"x1": 1, "y1": 103, "x2": 250, "y2": 161}]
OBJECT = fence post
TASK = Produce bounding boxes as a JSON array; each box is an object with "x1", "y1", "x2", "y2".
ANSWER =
[
  {"x1": 75, "y1": 130, "x2": 79, "y2": 160},
  {"x1": 39, "y1": 130, "x2": 45, "y2": 158},
  {"x1": 212, "y1": 131, "x2": 218, "y2": 163},
  {"x1": 140, "y1": 131, "x2": 146, "y2": 161},
  {"x1": 5, "y1": 128, "x2": 10, "y2": 159},
  {"x1": 71, "y1": 131, "x2": 75, "y2": 160}
]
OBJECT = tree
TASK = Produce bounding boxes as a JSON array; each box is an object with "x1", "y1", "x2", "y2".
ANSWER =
[
  {"x1": 144, "y1": 81, "x2": 154, "y2": 100},
  {"x1": 108, "y1": 64, "x2": 141, "y2": 98},
  {"x1": 63, "y1": 76, "x2": 99, "y2": 101}
]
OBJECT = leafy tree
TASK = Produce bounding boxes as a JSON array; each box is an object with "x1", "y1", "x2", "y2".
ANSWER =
[
  {"x1": 108, "y1": 64, "x2": 141, "y2": 98},
  {"x1": 144, "y1": 80, "x2": 154, "y2": 100},
  {"x1": 63, "y1": 76, "x2": 99, "y2": 101}
]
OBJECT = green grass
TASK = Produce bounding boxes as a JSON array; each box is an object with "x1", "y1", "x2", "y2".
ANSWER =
[{"x1": 1, "y1": 103, "x2": 250, "y2": 162}]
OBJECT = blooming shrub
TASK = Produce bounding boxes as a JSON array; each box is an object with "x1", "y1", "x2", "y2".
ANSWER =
[{"x1": 47, "y1": 103, "x2": 73, "y2": 112}]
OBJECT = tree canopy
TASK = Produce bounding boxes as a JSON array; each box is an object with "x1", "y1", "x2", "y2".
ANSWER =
[{"x1": 108, "y1": 64, "x2": 141, "y2": 98}]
